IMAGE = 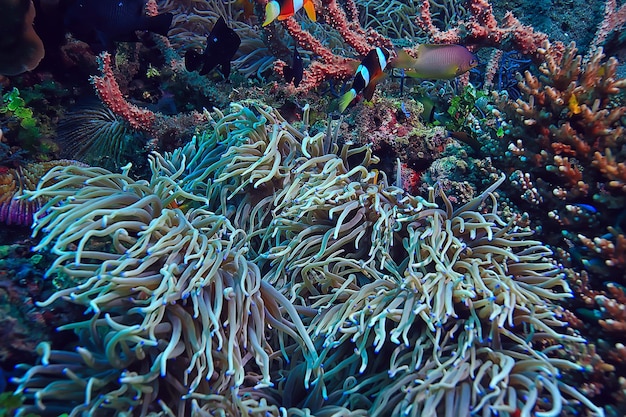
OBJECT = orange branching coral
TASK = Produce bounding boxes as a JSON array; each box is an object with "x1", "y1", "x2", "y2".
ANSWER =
[
  {"x1": 593, "y1": 148, "x2": 626, "y2": 192},
  {"x1": 0, "y1": 160, "x2": 85, "y2": 226},
  {"x1": 416, "y1": 0, "x2": 563, "y2": 60},
  {"x1": 495, "y1": 39, "x2": 626, "y2": 227},
  {"x1": 271, "y1": 0, "x2": 393, "y2": 93},
  {"x1": 493, "y1": 40, "x2": 626, "y2": 327},
  {"x1": 595, "y1": 282, "x2": 626, "y2": 332},
  {"x1": 507, "y1": 41, "x2": 626, "y2": 196},
  {"x1": 578, "y1": 226, "x2": 626, "y2": 269}
]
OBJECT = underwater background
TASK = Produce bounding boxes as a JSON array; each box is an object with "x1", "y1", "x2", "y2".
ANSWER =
[{"x1": 0, "y1": 0, "x2": 625, "y2": 416}]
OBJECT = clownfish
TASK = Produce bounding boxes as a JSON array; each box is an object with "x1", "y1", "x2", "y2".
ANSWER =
[
  {"x1": 338, "y1": 47, "x2": 390, "y2": 113},
  {"x1": 262, "y1": 0, "x2": 317, "y2": 27}
]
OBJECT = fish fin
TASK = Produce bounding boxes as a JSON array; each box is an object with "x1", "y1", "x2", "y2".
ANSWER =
[
  {"x1": 284, "y1": 66, "x2": 294, "y2": 83},
  {"x1": 415, "y1": 95, "x2": 435, "y2": 122},
  {"x1": 448, "y1": 65, "x2": 460, "y2": 78},
  {"x1": 303, "y1": 0, "x2": 317, "y2": 22},
  {"x1": 390, "y1": 49, "x2": 415, "y2": 69},
  {"x1": 403, "y1": 68, "x2": 455, "y2": 80},
  {"x1": 363, "y1": 84, "x2": 376, "y2": 101},
  {"x1": 403, "y1": 69, "x2": 424, "y2": 78},
  {"x1": 403, "y1": 69, "x2": 456, "y2": 80},
  {"x1": 262, "y1": 1, "x2": 281, "y2": 26},
  {"x1": 211, "y1": 16, "x2": 228, "y2": 34},
  {"x1": 220, "y1": 62, "x2": 233, "y2": 79},
  {"x1": 338, "y1": 89, "x2": 357, "y2": 113},
  {"x1": 362, "y1": 73, "x2": 387, "y2": 101},
  {"x1": 185, "y1": 50, "x2": 203, "y2": 72},
  {"x1": 143, "y1": 13, "x2": 174, "y2": 36},
  {"x1": 199, "y1": 61, "x2": 219, "y2": 76}
]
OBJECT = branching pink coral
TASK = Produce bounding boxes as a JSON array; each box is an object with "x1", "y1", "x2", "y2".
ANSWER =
[
  {"x1": 91, "y1": 52, "x2": 157, "y2": 132},
  {"x1": 416, "y1": 0, "x2": 564, "y2": 60}
]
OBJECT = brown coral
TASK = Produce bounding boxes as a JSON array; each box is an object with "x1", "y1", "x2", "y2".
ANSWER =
[{"x1": 506, "y1": 41, "x2": 626, "y2": 195}]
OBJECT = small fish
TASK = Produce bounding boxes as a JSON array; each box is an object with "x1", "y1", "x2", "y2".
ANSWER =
[
  {"x1": 64, "y1": 0, "x2": 173, "y2": 53},
  {"x1": 185, "y1": 17, "x2": 241, "y2": 78},
  {"x1": 338, "y1": 47, "x2": 390, "y2": 113},
  {"x1": 283, "y1": 44, "x2": 303, "y2": 87},
  {"x1": 391, "y1": 44, "x2": 478, "y2": 80},
  {"x1": 568, "y1": 94, "x2": 582, "y2": 115},
  {"x1": 262, "y1": 0, "x2": 316, "y2": 27},
  {"x1": 571, "y1": 203, "x2": 598, "y2": 214}
]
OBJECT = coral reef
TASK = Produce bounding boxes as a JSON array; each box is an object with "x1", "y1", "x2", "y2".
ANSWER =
[
  {"x1": 1, "y1": 0, "x2": 625, "y2": 415},
  {"x1": 417, "y1": 0, "x2": 564, "y2": 60},
  {"x1": 10, "y1": 102, "x2": 601, "y2": 416},
  {"x1": 491, "y1": 41, "x2": 626, "y2": 276},
  {"x1": 0, "y1": 242, "x2": 70, "y2": 367},
  {"x1": 338, "y1": 97, "x2": 451, "y2": 194}
]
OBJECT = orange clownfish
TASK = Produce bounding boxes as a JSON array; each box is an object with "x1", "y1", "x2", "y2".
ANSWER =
[
  {"x1": 338, "y1": 47, "x2": 390, "y2": 113},
  {"x1": 262, "y1": 0, "x2": 317, "y2": 27}
]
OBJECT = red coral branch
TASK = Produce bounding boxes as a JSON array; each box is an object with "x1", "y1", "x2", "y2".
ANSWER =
[
  {"x1": 280, "y1": 18, "x2": 357, "y2": 91},
  {"x1": 90, "y1": 52, "x2": 157, "y2": 133},
  {"x1": 271, "y1": 0, "x2": 393, "y2": 92},
  {"x1": 416, "y1": 0, "x2": 564, "y2": 60},
  {"x1": 593, "y1": 0, "x2": 626, "y2": 47}
]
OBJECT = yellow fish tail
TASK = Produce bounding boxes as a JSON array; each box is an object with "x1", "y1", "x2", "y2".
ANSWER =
[
  {"x1": 262, "y1": 1, "x2": 280, "y2": 26},
  {"x1": 338, "y1": 89, "x2": 357, "y2": 113},
  {"x1": 390, "y1": 49, "x2": 416, "y2": 69},
  {"x1": 303, "y1": 0, "x2": 317, "y2": 22}
]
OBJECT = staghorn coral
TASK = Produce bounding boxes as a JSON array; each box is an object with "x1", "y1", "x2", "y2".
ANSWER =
[
  {"x1": 499, "y1": 41, "x2": 626, "y2": 200},
  {"x1": 11, "y1": 102, "x2": 603, "y2": 416},
  {"x1": 490, "y1": 41, "x2": 626, "y2": 281}
]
